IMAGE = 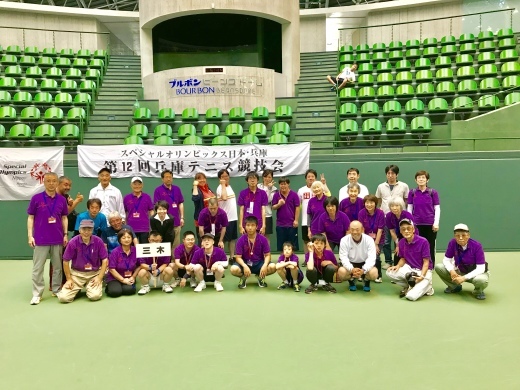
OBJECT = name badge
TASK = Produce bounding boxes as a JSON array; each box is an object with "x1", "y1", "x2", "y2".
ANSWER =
[
  {"x1": 84, "y1": 263, "x2": 92, "y2": 271},
  {"x1": 206, "y1": 269, "x2": 214, "y2": 276},
  {"x1": 172, "y1": 202, "x2": 178, "y2": 208},
  {"x1": 211, "y1": 223, "x2": 216, "y2": 236},
  {"x1": 124, "y1": 270, "x2": 132, "y2": 278},
  {"x1": 246, "y1": 260, "x2": 253, "y2": 267},
  {"x1": 48, "y1": 217, "x2": 56, "y2": 224},
  {"x1": 133, "y1": 213, "x2": 140, "y2": 218},
  {"x1": 247, "y1": 202, "x2": 254, "y2": 214}
]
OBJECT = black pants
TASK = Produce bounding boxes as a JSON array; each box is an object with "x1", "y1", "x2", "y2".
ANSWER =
[
  {"x1": 135, "y1": 232, "x2": 150, "y2": 244},
  {"x1": 105, "y1": 280, "x2": 136, "y2": 298},
  {"x1": 306, "y1": 264, "x2": 335, "y2": 284},
  {"x1": 417, "y1": 225, "x2": 437, "y2": 265}
]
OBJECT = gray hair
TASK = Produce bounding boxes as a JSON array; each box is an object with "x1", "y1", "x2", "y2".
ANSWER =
[
  {"x1": 107, "y1": 211, "x2": 122, "y2": 221},
  {"x1": 347, "y1": 183, "x2": 360, "y2": 192},
  {"x1": 388, "y1": 197, "x2": 405, "y2": 210},
  {"x1": 310, "y1": 181, "x2": 324, "y2": 191}
]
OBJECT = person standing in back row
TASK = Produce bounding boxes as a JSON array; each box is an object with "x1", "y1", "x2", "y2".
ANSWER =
[
  {"x1": 257, "y1": 169, "x2": 277, "y2": 245},
  {"x1": 153, "y1": 170, "x2": 184, "y2": 247},
  {"x1": 88, "y1": 167, "x2": 125, "y2": 221}
]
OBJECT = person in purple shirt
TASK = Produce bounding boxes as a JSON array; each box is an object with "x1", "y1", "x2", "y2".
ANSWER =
[
  {"x1": 358, "y1": 194, "x2": 385, "y2": 282},
  {"x1": 106, "y1": 229, "x2": 140, "y2": 298},
  {"x1": 57, "y1": 219, "x2": 108, "y2": 303},
  {"x1": 230, "y1": 216, "x2": 275, "y2": 289},
  {"x1": 386, "y1": 219, "x2": 434, "y2": 301},
  {"x1": 317, "y1": 197, "x2": 350, "y2": 251},
  {"x1": 124, "y1": 176, "x2": 154, "y2": 243},
  {"x1": 237, "y1": 171, "x2": 268, "y2": 235},
  {"x1": 307, "y1": 181, "x2": 328, "y2": 240},
  {"x1": 275, "y1": 242, "x2": 303, "y2": 292},
  {"x1": 304, "y1": 233, "x2": 338, "y2": 294},
  {"x1": 197, "y1": 198, "x2": 228, "y2": 248},
  {"x1": 171, "y1": 231, "x2": 200, "y2": 289},
  {"x1": 272, "y1": 177, "x2": 300, "y2": 252},
  {"x1": 407, "y1": 170, "x2": 441, "y2": 265},
  {"x1": 386, "y1": 197, "x2": 415, "y2": 265},
  {"x1": 136, "y1": 231, "x2": 175, "y2": 295},
  {"x1": 186, "y1": 233, "x2": 228, "y2": 292},
  {"x1": 153, "y1": 170, "x2": 185, "y2": 247},
  {"x1": 435, "y1": 223, "x2": 489, "y2": 300},
  {"x1": 27, "y1": 172, "x2": 69, "y2": 305},
  {"x1": 339, "y1": 183, "x2": 365, "y2": 222}
]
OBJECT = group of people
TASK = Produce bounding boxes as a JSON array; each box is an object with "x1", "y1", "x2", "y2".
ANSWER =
[{"x1": 27, "y1": 164, "x2": 490, "y2": 304}]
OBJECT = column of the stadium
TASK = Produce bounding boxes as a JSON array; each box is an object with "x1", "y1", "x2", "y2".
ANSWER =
[
  {"x1": 293, "y1": 51, "x2": 338, "y2": 150},
  {"x1": 82, "y1": 55, "x2": 142, "y2": 145}
]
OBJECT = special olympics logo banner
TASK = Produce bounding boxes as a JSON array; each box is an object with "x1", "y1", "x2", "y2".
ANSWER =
[
  {"x1": 0, "y1": 147, "x2": 64, "y2": 200},
  {"x1": 77, "y1": 143, "x2": 310, "y2": 179}
]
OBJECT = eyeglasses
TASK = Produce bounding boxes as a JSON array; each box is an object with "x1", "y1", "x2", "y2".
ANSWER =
[
  {"x1": 454, "y1": 233, "x2": 469, "y2": 238},
  {"x1": 400, "y1": 226, "x2": 414, "y2": 232}
]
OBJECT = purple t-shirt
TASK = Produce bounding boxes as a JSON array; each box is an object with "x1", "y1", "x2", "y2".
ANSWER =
[
  {"x1": 304, "y1": 249, "x2": 338, "y2": 273},
  {"x1": 190, "y1": 247, "x2": 227, "y2": 269},
  {"x1": 63, "y1": 235, "x2": 108, "y2": 272},
  {"x1": 27, "y1": 191, "x2": 69, "y2": 246},
  {"x1": 317, "y1": 211, "x2": 351, "y2": 245},
  {"x1": 445, "y1": 238, "x2": 485, "y2": 274},
  {"x1": 138, "y1": 254, "x2": 171, "y2": 267},
  {"x1": 277, "y1": 253, "x2": 299, "y2": 264},
  {"x1": 197, "y1": 207, "x2": 229, "y2": 235},
  {"x1": 408, "y1": 187, "x2": 440, "y2": 225},
  {"x1": 237, "y1": 187, "x2": 268, "y2": 229},
  {"x1": 173, "y1": 244, "x2": 200, "y2": 266},
  {"x1": 339, "y1": 197, "x2": 365, "y2": 222},
  {"x1": 124, "y1": 192, "x2": 154, "y2": 233},
  {"x1": 107, "y1": 246, "x2": 139, "y2": 282},
  {"x1": 386, "y1": 210, "x2": 414, "y2": 239},
  {"x1": 358, "y1": 208, "x2": 385, "y2": 237},
  {"x1": 153, "y1": 184, "x2": 184, "y2": 227},
  {"x1": 307, "y1": 195, "x2": 327, "y2": 235},
  {"x1": 272, "y1": 190, "x2": 300, "y2": 227},
  {"x1": 398, "y1": 235, "x2": 432, "y2": 270},
  {"x1": 235, "y1": 233, "x2": 270, "y2": 264}
]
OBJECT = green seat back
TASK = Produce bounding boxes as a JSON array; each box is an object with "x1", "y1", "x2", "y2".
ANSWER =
[
  {"x1": 124, "y1": 135, "x2": 144, "y2": 145},
  {"x1": 129, "y1": 124, "x2": 149, "y2": 138},
  {"x1": 459, "y1": 33, "x2": 475, "y2": 43},
  {"x1": 480, "y1": 77, "x2": 501, "y2": 92},
  {"x1": 382, "y1": 100, "x2": 401, "y2": 114},
  {"x1": 177, "y1": 124, "x2": 197, "y2": 139},
  {"x1": 5, "y1": 65, "x2": 22, "y2": 77},
  {"x1": 212, "y1": 135, "x2": 232, "y2": 145},
  {"x1": 34, "y1": 92, "x2": 53, "y2": 105},
  {"x1": 46, "y1": 67, "x2": 63, "y2": 79},
  {"x1": 153, "y1": 124, "x2": 173, "y2": 138},
  {"x1": 436, "y1": 81, "x2": 456, "y2": 95},
  {"x1": 414, "y1": 58, "x2": 431, "y2": 70},
  {"x1": 224, "y1": 123, "x2": 244, "y2": 138},
  {"x1": 60, "y1": 80, "x2": 78, "y2": 92},
  {"x1": 240, "y1": 134, "x2": 260, "y2": 144},
  {"x1": 54, "y1": 92, "x2": 73, "y2": 105},
  {"x1": 452, "y1": 96, "x2": 474, "y2": 111},
  {"x1": 183, "y1": 135, "x2": 203, "y2": 145},
  {"x1": 158, "y1": 108, "x2": 175, "y2": 122},
  {"x1": 422, "y1": 37, "x2": 438, "y2": 47},
  {"x1": 38, "y1": 56, "x2": 54, "y2": 68},
  {"x1": 182, "y1": 107, "x2": 199, "y2": 121},
  {"x1": 478, "y1": 95, "x2": 500, "y2": 110},
  {"x1": 271, "y1": 122, "x2": 290, "y2": 136},
  {"x1": 8, "y1": 124, "x2": 31, "y2": 140},
  {"x1": 422, "y1": 47, "x2": 439, "y2": 58},
  {"x1": 362, "y1": 118, "x2": 383, "y2": 135},
  {"x1": 252, "y1": 106, "x2": 269, "y2": 120},
  {"x1": 457, "y1": 80, "x2": 478, "y2": 94},
  {"x1": 339, "y1": 102, "x2": 357, "y2": 118},
  {"x1": 386, "y1": 118, "x2": 407, "y2": 134},
  {"x1": 416, "y1": 82, "x2": 435, "y2": 96},
  {"x1": 42, "y1": 48, "x2": 57, "y2": 57},
  {"x1": 376, "y1": 62, "x2": 392, "y2": 73},
  {"x1": 501, "y1": 61, "x2": 520, "y2": 75},
  {"x1": 133, "y1": 107, "x2": 151, "y2": 122},
  {"x1": 435, "y1": 56, "x2": 452, "y2": 68},
  {"x1": 504, "y1": 92, "x2": 520, "y2": 106},
  {"x1": 66, "y1": 68, "x2": 83, "y2": 79},
  {"x1": 377, "y1": 73, "x2": 393, "y2": 85},
  {"x1": 357, "y1": 74, "x2": 374, "y2": 86},
  {"x1": 205, "y1": 107, "x2": 223, "y2": 121},
  {"x1": 405, "y1": 99, "x2": 425, "y2": 114},
  {"x1": 12, "y1": 92, "x2": 32, "y2": 105},
  {"x1": 0, "y1": 91, "x2": 11, "y2": 103},
  {"x1": 76, "y1": 49, "x2": 92, "y2": 58},
  {"x1": 339, "y1": 87, "x2": 356, "y2": 101},
  {"x1": 498, "y1": 38, "x2": 516, "y2": 49},
  {"x1": 477, "y1": 52, "x2": 495, "y2": 64},
  {"x1": 478, "y1": 41, "x2": 496, "y2": 52},
  {"x1": 41, "y1": 79, "x2": 58, "y2": 91},
  {"x1": 357, "y1": 63, "x2": 373, "y2": 74},
  {"x1": 502, "y1": 75, "x2": 520, "y2": 89},
  {"x1": 478, "y1": 31, "x2": 495, "y2": 41},
  {"x1": 416, "y1": 70, "x2": 433, "y2": 82},
  {"x1": 440, "y1": 35, "x2": 456, "y2": 46},
  {"x1": 455, "y1": 54, "x2": 474, "y2": 66},
  {"x1": 34, "y1": 124, "x2": 57, "y2": 139},
  {"x1": 395, "y1": 84, "x2": 414, "y2": 97},
  {"x1": 268, "y1": 134, "x2": 288, "y2": 144},
  {"x1": 395, "y1": 71, "x2": 412, "y2": 84},
  {"x1": 338, "y1": 120, "x2": 358, "y2": 138},
  {"x1": 500, "y1": 49, "x2": 519, "y2": 62},
  {"x1": 59, "y1": 124, "x2": 80, "y2": 140},
  {"x1": 26, "y1": 66, "x2": 43, "y2": 78},
  {"x1": 377, "y1": 85, "x2": 394, "y2": 98},
  {"x1": 19, "y1": 56, "x2": 36, "y2": 67},
  {"x1": 457, "y1": 66, "x2": 476, "y2": 79},
  {"x1": 478, "y1": 64, "x2": 497, "y2": 77},
  {"x1": 0, "y1": 106, "x2": 17, "y2": 120},
  {"x1": 24, "y1": 46, "x2": 40, "y2": 56},
  {"x1": 428, "y1": 98, "x2": 449, "y2": 113},
  {"x1": 358, "y1": 86, "x2": 375, "y2": 99},
  {"x1": 0, "y1": 77, "x2": 17, "y2": 90},
  {"x1": 55, "y1": 58, "x2": 71, "y2": 68},
  {"x1": 275, "y1": 105, "x2": 293, "y2": 119},
  {"x1": 229, "y1": 106, "x2": 246, "y2": 121},
  {"x1": 74, "y1": 93, "x2": 92, "y2": 106},
  {"x1": 249, "y1": 123, "x2": 267, "y2": 137},
  {"x1": 436, "y1": 68, "x2": 453, "y2": 80},
  {"x1": 20, "y1": 106, "x2": 41, "y2": 121},
  {"x1": 201, "y1": 124, "x2": 220, "y2": 138},
  {"x1": 360, "y1": 102, "x2": 379, "y2": 116},
  {"x1": 44, "y1": 107, "x2": 64, "y2": 121},
  {"x1": 67, "y1": 107, "x2": 87, "y2": 122},
  {"x1": 410, "y1": 116, "x2": 432, "y2": 133}
]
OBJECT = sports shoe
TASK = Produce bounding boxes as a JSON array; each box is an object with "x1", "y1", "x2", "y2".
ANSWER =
[
  {"x1": 214, "y1": 280, "x2": 224, "y2": 292},
  {"x1": 238, "y1": 276, "x2": 247, "y2": 289},
  {"x1": 138, "y1": 285, "x2": 150, "y2": 295},
  {"x1": 474, "y1": 290, "x2": 486, "y2": 300},
  {"x1": 382, "y1": 262, "x2": 391, "y2": 270},
  {"x1": 399, "y1": 287, "x2": 411, "y2": 298},
  {"x1": 426, "y1": 287, "x2": 435, "y2": 296},
  {"x1": 348, "y1": 280, "x2": 357, "y2": 291},
  {"x1": 293, "y1": 283, "x2": 300, "y2": 292},
  {"x1": 257, "y1": 276, "x2": 267, "y2": 288},
  {"x1": 322, "y1": 283, "x2": 337, "y2": 293},
  {"x1": 30, "y1": 296, "x2": 41, "y2": 305},
  {"x1": 374, "y1": 277, "x2": 383, "y2": 283},
  {"x1": 305, "y1": 283, "x2": 317, "y2": 294},
  {"x1": 189, "y1": 277, "x2": 197, "y2": 288},
  {"x1": 194, "y1": 281, "x2": 206, "y2": 293},
  {"x1": 301, "y1": 261, "x2": 306, "y2": 267},
  {"x1": 277, "y1": 282, "x2": 288, "y2": 290},
  {"x1": 363, "y1": 281, "x2": 371, "y2": 292},
  {"x1": 330, "y1": 86, "x2": 337, "y2": 92},
  {"x1": 170, "y1": 278, "x2": 181, "y2": 288},
  {"x1": 444, "y1": 285, "x2": 462, "y2": 294},
  {"x1": 162, "y1": 284, "x2": 173, "y2": 293}
]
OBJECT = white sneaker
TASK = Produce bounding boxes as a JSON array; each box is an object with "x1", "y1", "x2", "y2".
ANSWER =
[
  {"x1": 170, "y1": 278, "x2": 181, "y2": 288},
  {"x1": 190, "y1": 277, "x2": 197, "y2": 288},
  {"x1": 30, "y1": 296, "x2": 41, "y2": 305},
  {"x1": 214, "y1": 280, "x2": 224, "y2": 292},
  {"x1": 382, "y1": 263, "x2": 391, "y2": 269},
  {"x1": 426, "y1": 287, "x2": 435, "y2": 296},
  {"x1": 162, "y1": 284, "x2": 173, "y2": 293},
  {"x1": 374, "y1": 277, "x2": 383, "y2": 283},
  {"x1": 138, "y1": 285, "x2": 150, "y2": 295},
  {"x1": 194, "y1": 281, "x2": 206, "y2": 293}
]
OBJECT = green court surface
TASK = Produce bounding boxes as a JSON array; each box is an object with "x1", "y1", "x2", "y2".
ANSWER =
[{"x1": 1, "y1": 253, "x2": 518, "y2": 390}]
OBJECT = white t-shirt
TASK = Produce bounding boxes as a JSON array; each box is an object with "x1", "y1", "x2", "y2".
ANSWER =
[
  {"x1": 89, "y1": 183, "x2": 125, "y2": 220},
  {"x1": 257, "y1": 183, "x2": 277, "y2": 218},
  {"x1": 216, "y1": 184, "x2": 238, "y2": 221},
  {"x1": 338, "y1": 183, "x2": 370, "y2": 202},
  {"x1": 375, "y1": 181, "x2": 410, "y2": 214},
  {"x1": 339, "y1": 67, "x2": 356, "y2": 82},
  {"x1": 339, "y1": 233, "x2": 376, "y2": 272},
  {"x1": 298, "y1": 185, "x2": 314, "y2": 226}
]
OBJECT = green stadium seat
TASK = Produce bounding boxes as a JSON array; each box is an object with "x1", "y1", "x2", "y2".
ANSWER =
[
  {"x1": 416, "y1": 82, "x2": 435, "y2": 96},
  {"x1": 181, "y1": 107, "x2": 199, "y2": 121},
  {"x1": 252, "y1": 106, "x2": 269, "y2": 121},
  {"x1": 0, "y1": 124, "x2": 5, "y2": 139},
  {"x1": 0, "y1": 91, "x2": 11, "y2": 103},
  {"x1": 406, "y1": 39, "x2": 420, "y2": 49},
  {"x1": 124, "y1": 135, "x2": 144, "y2": 145},
  {"x1": 0, "y1": 77, "x2": 17, "y2": 90},
  {"x1": 498, "y1": 38, "x2": 516, "y2": 50},
  {"x1": 201, "y1": 124, "x2": 220, "y2": 139},
  {"x1": 414, "y1": 58, "x2": 431, "y2": 70},
  {"x1": 129, "y1": 124, "x2": 148, "y2": 138},
  {"x1": 388, "y1": 50, "x2": 404, "y2": 64},
  {"x1": 40, "y1": 79, "x2": 58, "y2": 91},
  {"x1": 268, "y1": 134, "x2": 288, "y2": 144},
  {"x1": 355, "y1": 53, "x2": 371, "y2": 63},
  {"x1": 459, "y1": 33, "x2": 475, "y2": 43},
  {"x1": 405, "y1": 49, "x2": 421, "y2": 60},
  {"x1": 225, "y1": 123, "x2": 244, "y2": 139},
  {"x1": 497, "y1": 28, "x2": 514, "y2": 39},
  {"x1": 59, "y1": 49, "x2": 75, "y2": 58},
  {"x1": 480, "y1": 77, "x2": 501, "y2": 92},
  {"x1": 339, "y1": 53, "x2": 355, "y2": 64},
  {"x1": 396, "y1": 71, "x2": 413, "y2": 84},
  {"x1": 42, "y1": 48, "x2": 58, "y2": 57},
  {"x1": 423, "y1": 37, "x2": 438, "y2": 47},
  {"x1": 79, "y1": 80, "x2": 97, "y2": 93},
  {"x1": 19, "y1": 56, "x2": 36, "y2": 67},
  {"x1": 478, "y1": 31, "x2": 495, "y2": 41},
  {"x1": 89, "y1": 59, "x2": 105, "y2": 71},
  {"x1": 478, "y1": 95, "x2": 499, "y2": 111},
  {"x1": 5, "y1": 65, "x2": 22, "y2": 77},
  {"x1": 416, "y1": 70, "x2": 433, "y2": 82},
  {"x1": 59, "y1": 124, "x2": 80, "y2": 140},
  {"x1": 357, "y1": 74, "x2": 373, "y2": 86},
  {"x1": 440, "y1": 35, "x2": 456, "y2": 46},
  {"x1": 33, "y1": 124, "x2": 56, "y2": 140},
  {"x1": 38, "y1": 56, "x2": 54, "y2": 69},
  {"x1": 240, "y1": 134, "x2": 260, "y2": 144},
  {"x1": 372, "y1": 43, "x2": 386, "y2": 52},
  {"x1": 395, "y1": 60, "x2": 411, "y2": 71},
  {"x1": 8, "y1": 124, "x2": 31, "y2": 140},
  {"x1": 34, "y1": 92, "x2": 53, "y2": 105},
  {"x1": 502, "y1": 75, "x2": 520, "y2": 89},
  {"x1": 410, "y1": 116, "x2": 432, "y2": 137},
  {"x1": 177, "y1": 124, "x2": 196, "y2": 139},
  {"x1": 436, "y1": 68, "x2": 453, "y2": 81},
  {"x1": 26, "y1": 66, "x2": 43, "y2": 78},
  {"x1": 436, "y1": 81, "x2": 456, "y2": 95},
  {"x1": 72, "y1": 58, "x2": 89, "y2": 70},
  {"x1": 183, "y1": 135, "x2": 203, "y2": 145},
  {"x1": 478, "y1": 41, "x2": 496, "y2": 52},
  {"x1": 459, "y1": 43, "x2": 477, "y2": 54},
  {"x1": 452, "y1": 96, "x2": 474, "y2": 112},
  {"x1": 60, "y1": 80, "x2": 78, "y2": 92},
  {"x1": 435, "y1": 56, "x2": 452, "y2": 68},
  {"x1": 0, "y1": 106, "x2": 17, "y2": 121},
  {"x1": 43, "y1": 107, "x2": 64, "y2": 122},
  {"x1": 12, "y1": 91, "x2": 32, "y2": 105},
  {"x1": 441, "y1": 45, "x2": 457, "y2": 56},
  {"x1": 74, "y1": 93, "x2": 92, "y2": 107},
  {"x1": 205, "y1": 107, "x2": 223, "y2": 121},
  {"x1": 153, "y1": 124, "x2": 173, "y2": 138},
  {"x1": 360, "y1": 102, "x2": 379, "y2": 116},
  {"x1": 229, "y1": 106, "x2": 246, "y2": 121},
  {"x1": 501, "y1": 61, "x2": 520, "y2": 75},
  {"x1": 457, "y1": 66, "x2": 476, "y2": 79},
  {"x1": 405, "y1": 99, "x2": 425, "y2": 114},
  {"x1": 46, "y1": 67, "x2": 63, "y2": 79},
  {"x1": 339, "y1": 103, "x2": 358, "y2": 118},
  {"x1": 155, "y1": 108, "x2": 174, "y2": 122},
  {"x1": 376, "y1": 62, "x2": 392, "y2": 73},
  {"x1": 85, "y1": 69, "x2": 101, "y2": 82},
  {"x1": 428, "y1": 98, "x2": 449, "y2": 113},
  {"x1": 338, "y1": 119, "x2": 358, "y2": 141},
  {"x1": 504, "y1": 92, "x2": 520, "y2": 105},
  {"x1": 382, "y1": 100, "x2": 401, "y2": 115},
  {"x1": 213, "y1": 135, "x2": 232, "y2": 145},
  {"x1": 76, "y1": 49, "x2": 92, "y2": 59},
  {"x1": 358, "y1": 87, "x2": 375, "y2": 100},
  {"x1": 133, "y1": 108, "x2": 151, "y2": 122},
  {"x1": 395, "y1": 84, "x2": 414, "y2": 98},
  {"x1": 6, "y1": 45, "x2": 21, "y2": 55},
  {"x1": 362, "y1": 118, "x2": 383, "y2": 141},
  {"x1": 457, "y1": 80, "x2": 478, "y2": 95},
  {"x1": 271, "y1": 122, "x2": 290, "y2": 136},
  {"x1": 377, "y1": 73, "x2": 393, "y2": 85},
  {"x1": 93, "y1": 49, "x2": 109, "y2": 60},
  {"x1": 478, "y1": 52, "x2": 496, "y2": 64},
  {"x1": 275, "y1": 105, "x2": 292, "y2": 120},
  {"x1": 372, "y1": 52, "x2": 387, "y2": 63},
  {"x1": 356, "y1": 44, "x2": 370, "y2": 53},
  {"x1": 499, "y1": 49, "x2": 519, "y2": 62},
  {"x1": 456, "y1": 54, "x2": 474, "y2": 66},
  {"x1": 357, "y1": 63, "x2": 373, "y2": 74},
  {"x1": 385, "y1": 118, "x2": 407, "y2": 136},
  {"x1": 24, "y1": 46, "x2": 40, "y2": 56},
  {"x1": 389, "y1": 41, "x2": 403, "y2": 50},
  {"x1": 66, "y1": 68, "x2": 83, "y2": 80},
  {"x1": 67, "y1": 107, "x2": 86, "y2": 122},
  {"x1": 422, "y1": 47, "x2": 439, "y2": 58},
  {"x1": 339, "y1": 87, "x2": 356, "y2": 101},
  {"x1": 377, "y1": 85, "x2": 394, "y2": 98},
  {"x1": 54, "y1": 92, "x2": 73, "y2": 106},
  {"x1": 339, "y1": 45, "x2": 354, "y2": 54},
  {"x1": 249, "y1": 123, "x2": 267, "y2": 139},
  {"x1": 55, "y1": 58, "x2": 72, "y2": 69},
  {"x1": 20, "y1": 78, "x2": 38, "y2": 91},
  {"x1": 478, "y1": 64, "x2": 498, "y2": 77}
]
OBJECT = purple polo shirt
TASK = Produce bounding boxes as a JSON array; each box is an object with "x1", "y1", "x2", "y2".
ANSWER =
[
  {"x1": 339, "y1": 197, "x2": 365, "y2": 222},
  {"x1": 173, "y1": 244, "x2": 200, "y2": 266},
  {"x1": 63, "y1": 235, "x2": 108, "y2": 272},
  {"x1": 107, "y1": 246, "x2": 139, "y2": 282},
  {"x1": 197, "y1": 207, "x2": 229, "y2": 236},
  {"x1": 307, "y1": 196, "x2": 327, "y2": 234},
  {"x1": 398, "y1": 235, "x2": 432, "y2": 270},
  {"x1": 27, "y1": 191, "x2": 69, "y2": 246},
  {"x1": 153, "y1": 184, "x2": 184, "y2": 227},
  {"x1": 236, "y1": 233, "x2": 270, "y2": 264},
  {"x1": 358, "y1": 208, "x2": 385, "y2": 236},
  {"x1": 304, "y1": 249, "x2": 338, "y2": 273},
  {"x1": 408, "y1": 187, "x2": 440, "y2": 225},
  {"x1": 138, "y1": 254, "x2": 171, "y2": 267},
  {"x1": 386, "y1": 210, "x2": 414, "y2": 239},
  {"x1": 277, "y1": 253, "x2": 299, "y2": 264},
  {"x1": 272, "y1": 190, "x2": 300, "y2": 227},
  {"x1": 123, "y1": 192, "x2": 154, "y2": 233},
  {"x1": 445, "y1": 238, "x2": 485, "y2": 274},
  {"x1": 317, "y1": 211, "x2": 351, "y2": 245},
  {"x1": 237, "y1": 187, "x2": 268, "y2": 229},
  {"x1": 190, "y1": 247, "x2": 227, "y2": 269}
]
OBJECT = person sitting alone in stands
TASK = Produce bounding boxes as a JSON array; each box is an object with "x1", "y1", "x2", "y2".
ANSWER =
[{"x1": 327, "y1": 63, "x2": 358, "y2": 92}]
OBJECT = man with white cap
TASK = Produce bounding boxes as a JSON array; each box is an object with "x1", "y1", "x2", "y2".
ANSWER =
[
  {"x1": 386, "y1": 218, "x2": 434, "y2": 301},
  {"x1": 89, "y1": 167, "x2": 125, "y2": 221},
  {"x1": 123, "y1": 176, "x2": 154, "y2": 243},
  {"x1": 435, "y1": 223, "x2": 489, "y2": 300}
]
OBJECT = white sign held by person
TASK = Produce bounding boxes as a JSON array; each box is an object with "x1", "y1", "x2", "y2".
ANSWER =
[
  {"x1": 77, "y1": 143, "x2": 310, "y2": 178},
  {"x1": 136, "y1": 242, "x2": 172, "y2": 258},
  {"x1": 0, "y1": 147, "x2": 64, "y2": 200}
]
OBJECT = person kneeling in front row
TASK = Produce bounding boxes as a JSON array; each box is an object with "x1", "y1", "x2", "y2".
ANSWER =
[
  {"x1": 137, "y1": 231, "x2": 174, "y2": 295},
  {"x1": 105, "y1": 229, "x2": 140, "y2": 298},
  {"x1": 305, "y1": 234, "x2": 338, "y2": 294},
  {"x1": 187, "y1": 233, "x2": 228, "y2": 292}
]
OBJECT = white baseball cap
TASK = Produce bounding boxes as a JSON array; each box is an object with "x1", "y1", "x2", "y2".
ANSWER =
[
  {"x1": 453, "y1": 223, "x2": 469, "y2": 232},
  {"x1": 131, "y1": 177, "x2": 143, "y2": 183}
]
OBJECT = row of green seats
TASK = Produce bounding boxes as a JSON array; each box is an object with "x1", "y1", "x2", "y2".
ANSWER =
[
  {"x1": 124, "y1": 134, "x2": 288, "y2": 146},
  {"x1": 0, "y1": 67, "x2": 102, "y2": 82},
  {"x1": 350, "y1": 51, "x2": 519, "y2": 74},
  {"x1": 0, "y1": 91, "x2": 91, "y2": 107},
  {"x1": 339, "y1": 29, "x2": 515, "y2": 53},
  {"x1": 0, "y1": 56, "x2": 105, "y2": 72},
  {"x1": 0, "y1": 46, "x2": 108, "y2": 61},
  {"x1": 338, "y1": 117, "x2": 432, "y2": 140},
  {"x1": 0, "y1": 123, "x2": 80, "y2": 141},
  {"x1": 0, "y1": 77, "x2": 97, "y2": 94},
  {"x1": 0, "y1": 106, "x2": 86, "y2": 123}
]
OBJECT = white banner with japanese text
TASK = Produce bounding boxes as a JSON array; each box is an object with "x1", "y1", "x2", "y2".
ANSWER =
[
  {"x1": 0, "y1": 146, "x2": 64, "y2": 200},
  {"x1": 77, "y1": 143, "x2": 310, "y2": 178}
]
